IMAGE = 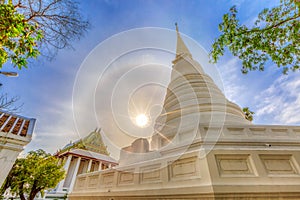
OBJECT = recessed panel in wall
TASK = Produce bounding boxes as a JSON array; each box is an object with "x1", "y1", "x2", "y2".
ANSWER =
[
  {"x1": 140, "y1": 164, "x2": 162, "y2": 184},
  {"x1": 87, "y1": 175, "x2": 99, "y2": 188},
  {"x1": 260, "y1": 154, "x2": 300, "y2": 175},
  {"x1": 168, "y1": 156, "x2": 200, "y2": 181},
  {"x1": 118, "y1": 169, "x2": 134, "y2": 185},
  {"x1": 102, "y1": 172, "x2": 114, "y2": 188},
  {"x1": 215, "y1": 154, "x2": 256, "y2": 177}
]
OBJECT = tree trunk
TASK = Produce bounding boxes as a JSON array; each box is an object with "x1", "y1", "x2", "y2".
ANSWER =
[
  {"x1": 19, "y1": 192, "x2": 26, "y2": 200},
  {"x1": 19, "y1": 183, "x2": 26, "y2": 200},
  {"x1": 29, "y1": 188, "x2": 40, "y2": 200}
]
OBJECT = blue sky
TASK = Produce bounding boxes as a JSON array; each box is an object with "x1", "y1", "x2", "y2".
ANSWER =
[{"x1": 2, "y1": 0, "x2": 299, "y2": 159}]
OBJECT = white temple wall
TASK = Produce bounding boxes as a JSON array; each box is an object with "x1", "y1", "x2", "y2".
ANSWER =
[
  {"x1": 0, "y1": 148, "x2": 21, "y2": 186},
  {"x1": 0, "y1": 132, "x2": 31, "y2": 187}
]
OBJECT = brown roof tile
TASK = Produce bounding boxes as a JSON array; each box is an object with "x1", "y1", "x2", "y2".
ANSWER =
[
  {"x1": 11, "y1": 118, "x2": 24, "y2": 135},
  {"x1": 0, "y1": 111, "x2": 36, "y2": 137}
]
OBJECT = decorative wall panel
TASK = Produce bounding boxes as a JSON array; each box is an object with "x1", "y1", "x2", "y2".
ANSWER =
[
  {"x1": 118, "y1": 169, "x2": 134, "y2": 185},
  {"x1": 140, "y1": 164, "x2": 162, "y2": 184},
  {"x1": 260, "y1": 154, "x2": 299, "y2": 175},
  {"x1": 168, "y1": 156, "x2": 200, "y2": 180},
  {"x1": 215, "y1": 154, "x2": 256, "y2": 177}
]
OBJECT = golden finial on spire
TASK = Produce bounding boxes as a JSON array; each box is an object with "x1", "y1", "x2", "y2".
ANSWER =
[{"x1": 175, "y1": 22, "x2": 179, "y2": 33}]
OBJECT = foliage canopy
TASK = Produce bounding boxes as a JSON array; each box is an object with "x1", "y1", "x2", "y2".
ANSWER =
[
  {"x1": 0, "y1": 0, "x2": 89, "y2": 69},
  {"x1": 210, "y1": 0, "x2": 300, "y2": 74},
  {"x1": 0, "y1": 2, "x2": 41, "y2": 69},
  {"x1": 1, "y1": 149, "x2": 65, "y2": 200}
]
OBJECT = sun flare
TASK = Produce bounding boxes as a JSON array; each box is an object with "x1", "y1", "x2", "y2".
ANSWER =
[{"x1": 135, "y1": 114, "x2": 149, "y2": 127}]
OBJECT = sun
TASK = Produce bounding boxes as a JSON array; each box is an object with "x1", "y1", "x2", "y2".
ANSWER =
[{"x1": 135, "y1": 114, "x2": 149, "y2": 127}]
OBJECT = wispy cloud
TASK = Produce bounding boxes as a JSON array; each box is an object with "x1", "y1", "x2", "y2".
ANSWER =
[{"x1": 255, "y1": 73, "x2": 300, "y2": 125}]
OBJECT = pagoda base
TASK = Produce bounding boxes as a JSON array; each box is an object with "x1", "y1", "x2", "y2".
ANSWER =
[{"x1": 70, "y1": 125, "x2": 300, "y2": 200}]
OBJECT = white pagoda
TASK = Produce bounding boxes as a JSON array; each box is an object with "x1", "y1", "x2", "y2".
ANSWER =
[{"x1": 69, "y1": 26, "x2": 300, "y2": 199}]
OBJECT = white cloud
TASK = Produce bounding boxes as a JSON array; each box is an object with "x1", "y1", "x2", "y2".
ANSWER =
[
  {"x1": 214, "y1": 56, "x2": 300, "y2": 127},
  {"x1": 255, "y1": 74, "x2": 300, "y2": 125}
]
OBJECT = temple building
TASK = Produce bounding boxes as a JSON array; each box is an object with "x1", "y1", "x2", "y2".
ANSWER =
[
  {"x1": 45, "y1": 128, "x2": 117, "y2": 199},
  {"x1": 70, "y1": 26, "x2": 300, "y2": 199},
  {"x1": 0, "y1": 111, "x2": 35, "y2": 187}
]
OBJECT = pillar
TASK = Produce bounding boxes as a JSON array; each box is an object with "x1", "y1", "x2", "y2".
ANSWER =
[
  {"x1": 69, "y1": 157, "x2": 81, "y2": 192},
  {"x1": 87, "y1": 159, "x2": 93, "y2": 172},
  {"x1": 98, "y1": 161, "x2": 103, "y2": 171},
  {"x1": 56, "y1": 154, "x2": 72, "y2": 192}
]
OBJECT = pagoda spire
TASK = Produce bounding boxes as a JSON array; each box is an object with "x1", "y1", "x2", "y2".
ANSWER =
[{"x1": 173, "y1": 23, "x2": 193, "y2": 64}]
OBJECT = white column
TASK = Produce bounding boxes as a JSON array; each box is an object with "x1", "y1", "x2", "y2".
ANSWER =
[
  {"x1": 87, "y1": 159, "x2": 93, "y2": 172},
  {"x1": 98, "y1": 161, "x2": 102, "y2": 171},
  {"x1": 108, "y1": 163, "x2": 112, "y2": 168},
  {"x1": 69, "y1": 157, "x2": 81, "y2": 192},
  {"x1": 56, "y1": 155, "x2": 72, "y2": 192}
]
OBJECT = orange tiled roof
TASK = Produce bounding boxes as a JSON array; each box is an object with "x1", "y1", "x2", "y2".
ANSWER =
[{"x1": 0, "y1": 111, "x2": 36, "y2": 137}]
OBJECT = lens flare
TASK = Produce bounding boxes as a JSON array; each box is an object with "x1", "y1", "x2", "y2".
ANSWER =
[{"x1": 135, "y1": 114, "x2": 149, "y2": 127}]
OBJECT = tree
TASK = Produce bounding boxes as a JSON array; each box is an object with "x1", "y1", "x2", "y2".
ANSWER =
[
  {"x1": 0, "y1": 93, "x2": 22, "y2": 113},
  {"x1": 0, "y1": 0, "x2": 89, "y2": 69},
  {"x1": 1, "y1": 149, "x2": 65, "y2": 200},
  {"x1": 0, "y1": 80, "x2": 23, "y2": 113},
  {"x1": 243, "y1": 107, "x2": 254, "y2": 122},
  {"x1": 210, "y1": 0, "x2": 300, "y2": 74},
  {"x1": 0, "y1": 1, "x2": 41, "y2": 69}
]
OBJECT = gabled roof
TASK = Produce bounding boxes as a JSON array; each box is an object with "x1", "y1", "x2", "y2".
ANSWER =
[
  {"x1": 59, "y1": 148, "x2": 117, "y2": 164},
  {"x1": 0, "y1": 111, "x2": 36, "y2": 137},
  {"x1": 59, "y1": 128, "x2": 110, "y2": 155}
]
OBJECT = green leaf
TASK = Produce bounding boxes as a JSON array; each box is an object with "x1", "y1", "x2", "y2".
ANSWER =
[{"x1": 210, "y1": 0, "x2": 300, "y2": 74}]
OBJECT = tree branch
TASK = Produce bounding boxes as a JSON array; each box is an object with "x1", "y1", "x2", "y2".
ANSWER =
[{"x1": 236, "y1": 13, "x2": 300, "y2": 36}]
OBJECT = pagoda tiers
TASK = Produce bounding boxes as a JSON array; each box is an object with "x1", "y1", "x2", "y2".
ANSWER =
[
  {"x1": 0, "y1": 111, "x2": 35, "y2": 187},
  {"x1": 45, "y1": 128, "x2": 117, "y2": 199},
  {"x1": 70, "y1": 26, "x2": 300, "y2": 199}
]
